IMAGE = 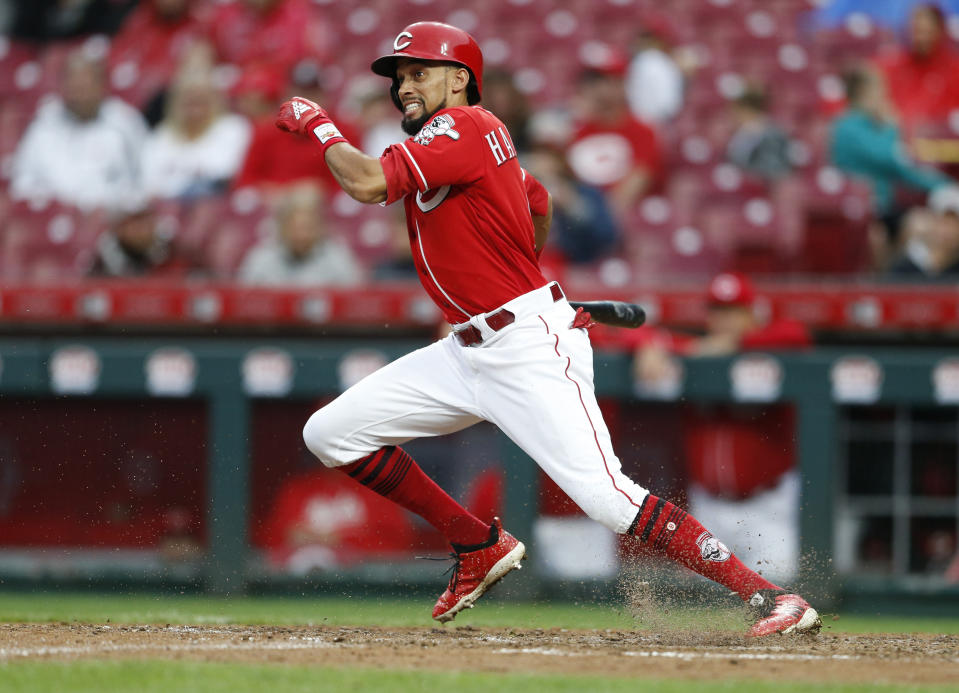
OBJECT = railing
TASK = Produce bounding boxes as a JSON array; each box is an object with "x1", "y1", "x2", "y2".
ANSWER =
[{"x1": 0, "y1": 280, "x2": 958, "y2": 332}]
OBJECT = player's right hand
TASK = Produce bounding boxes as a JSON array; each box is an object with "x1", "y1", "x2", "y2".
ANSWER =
[{"x1": 275, "y1": 96, "x2": 328, "y2": 136}]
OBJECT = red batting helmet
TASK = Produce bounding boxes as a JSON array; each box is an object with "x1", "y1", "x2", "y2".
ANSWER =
[{"x1": 371, "y1": 21, "x2": 483, "y2": 111}]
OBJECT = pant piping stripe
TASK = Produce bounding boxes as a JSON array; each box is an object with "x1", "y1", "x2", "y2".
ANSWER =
[{"x1": 538, "y1": 315, "x2": 642, "y2": 514}]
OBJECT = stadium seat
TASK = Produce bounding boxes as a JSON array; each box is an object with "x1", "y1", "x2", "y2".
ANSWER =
[
  {"x1": 0, "y1": 0, "x2": 916, "y2": 281},
  {"x1": 0, "y1": 97, "x2": 34, "y2": 163},
  {"x1": 797, "y1": 168, "x2": 872, "y2": 273},
  {"x1": 1, "y1": 200, "x2": 99, "y2": 280},
  {"x1": 175, "y1": 197, "x2": 228, "y2": 262},
  {"x1": 0, "y1": 39, "x2": 40, "y2": 99},
  {"x1": 330, "y1": 192, "x2": 395, "y2": 266},
  {"x1": 202, "y1": 193, "x2": 273, "y2": 279}
]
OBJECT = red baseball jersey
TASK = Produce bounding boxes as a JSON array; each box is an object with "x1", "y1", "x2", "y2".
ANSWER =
[
  {"x1": 567, "y1": 115, "x2": 662, "y2": 190},
  {"x1": 380, "y1": 106, "x2": 548, "y2": 323}
]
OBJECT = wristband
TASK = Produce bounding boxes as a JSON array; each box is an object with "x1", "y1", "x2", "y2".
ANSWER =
[{"x1": 308, "y1": 117, "x2": 349, "y2": 155}]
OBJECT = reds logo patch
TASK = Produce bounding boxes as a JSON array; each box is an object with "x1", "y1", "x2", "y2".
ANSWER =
[
  {"x1": 696, "y1": 532, "x2": 731, "y2": 563},
  {"x1": 413, "y1": 114, "x2": 460, "y2": 146}
]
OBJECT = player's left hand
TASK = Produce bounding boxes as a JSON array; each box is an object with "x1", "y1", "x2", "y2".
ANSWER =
[{"x1": 275, "y1": 96, "x2": 328, "y2": 136}]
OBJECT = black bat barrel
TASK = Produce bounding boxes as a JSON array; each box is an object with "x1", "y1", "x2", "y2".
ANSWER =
[{"x1": 567, "y1": 300, "x2": 646, "y2": 329}]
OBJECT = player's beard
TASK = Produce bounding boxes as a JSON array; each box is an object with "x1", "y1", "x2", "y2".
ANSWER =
[{"x1": 401, "y1": 98, "x2": 446, "y2": 136}]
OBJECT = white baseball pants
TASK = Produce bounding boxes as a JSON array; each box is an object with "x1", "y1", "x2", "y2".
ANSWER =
[{"x1": 303, "y1": 282, "x2": 650, "y2": 534}]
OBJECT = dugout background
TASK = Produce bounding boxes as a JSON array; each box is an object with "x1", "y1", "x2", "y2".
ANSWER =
[{"x1": 1, "y1": 335, "x2": 957, "y2": 614}]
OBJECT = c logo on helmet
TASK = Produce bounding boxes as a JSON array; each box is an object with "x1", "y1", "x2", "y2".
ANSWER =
[{"x1": 394, "y1": 31, "x2": 413, "y2": 51}]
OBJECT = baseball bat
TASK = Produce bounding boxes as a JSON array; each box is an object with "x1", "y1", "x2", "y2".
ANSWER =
[{"x1": 568, "y1": 300, "x2": 646, "y2": 329}]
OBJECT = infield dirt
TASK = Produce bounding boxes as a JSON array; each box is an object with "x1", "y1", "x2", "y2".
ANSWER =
[{"x1": 1, "y1": 623, "x2": 957, "y2": 685}]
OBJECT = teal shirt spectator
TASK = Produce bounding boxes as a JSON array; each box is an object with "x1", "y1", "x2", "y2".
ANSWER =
[{"x1": 829, "y1": 108, "x2": 951, "y2": 215}]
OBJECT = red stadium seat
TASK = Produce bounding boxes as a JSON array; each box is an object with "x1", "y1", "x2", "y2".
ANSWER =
[
  {"x1": 0, "y1": 97, "x2": 34, "y2": 164},
  {"x1": 1, "y1": 200, "x2": 100, "y2": 280},
  {"x1": 175, "y1": 196, "x2": 229, "y2": 261},
  {"x1": 201, "y1": 192, "x2": 273, "y2": 279},
  {"x1": 0, "y1": 39, "x2": 40, "y2": 99},
  {"x1": 330, "y1": 191, "x2": 395, "y2": 266},
  {"x1": 796, "y1": 168, "x2": 872, "y2": 273}
]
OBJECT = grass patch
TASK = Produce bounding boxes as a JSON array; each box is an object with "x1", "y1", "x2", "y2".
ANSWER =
[
  {"x1": 1, "y1": 661, "x2": 955, "y2": 693},
  {"x1": 0, "y1": 592, "x2": 957, "y2": 634},
  {"x1": 816, "y1": 614, "x2": 959, "y2": 635},
  {"x1": 0, "y1": 592, "x2": 635, "y2": 629}
]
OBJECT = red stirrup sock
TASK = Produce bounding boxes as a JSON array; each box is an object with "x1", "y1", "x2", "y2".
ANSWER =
[
  {"x1": 629, "y1": 494, "x2": 781, "y2": 600},
  {"x1": 338, "y1": 446, "x2": 491, "y2": 547}
]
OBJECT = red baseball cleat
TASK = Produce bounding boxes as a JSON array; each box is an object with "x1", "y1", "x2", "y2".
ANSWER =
[
  {"x1": 432, "y1": 517, "x2": 526, "y2": 623},
  {"x1": 747, "y1": 590, "x2": 822, "y2": 637}
]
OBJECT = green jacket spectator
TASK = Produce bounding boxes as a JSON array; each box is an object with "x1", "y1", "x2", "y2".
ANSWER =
[
  {"x1": 829, "y1": 67, "x2": 952, "y2": 218},
  {"x1": 831, "y1": 108, "x2": 950, "y2": 215}
]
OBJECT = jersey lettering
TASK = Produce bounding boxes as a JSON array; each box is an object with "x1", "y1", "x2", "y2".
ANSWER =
[
  {"x1": 415, "y1": 184, "x2": 451, "y2": 212},
  {"x1": 485, "y1": 128, "x2": 517, "y2": 166},
  {"x1": 498, "y1": 127, "x2": 516, "y2": 159}
]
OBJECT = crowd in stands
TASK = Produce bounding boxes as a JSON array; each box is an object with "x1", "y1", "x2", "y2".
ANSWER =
[{"x1": 2, "y1": 0, "x2": 959, "y2": 287}]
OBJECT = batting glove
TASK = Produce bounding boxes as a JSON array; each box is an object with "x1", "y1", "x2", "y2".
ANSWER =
[{"x1": 275, "y1": 96, "x2": 348, "y2": 153}]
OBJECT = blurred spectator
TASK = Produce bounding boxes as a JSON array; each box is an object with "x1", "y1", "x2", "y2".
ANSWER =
[
  {"x1": 885, "y1": 205, "x2": 939, "y2": 275},
  {"x1": 234, "y1": 60, "x2": 360, "y2": 195},
  {"x1": 527, "y1": 107, "x2": 576, "y2": 150},
  {"x1": 524, "y1": 143, "x2": 620, "y2": 264},
  {"x1": 567, "y1": 49, "x2": 663, "y2": 213},
  {"x1": 926, "y1": 186, "x2": 959, "y2": 275},
  {"x1": 88, "y1": 199, "x2": 194, "y2": 278},
  {"x1": 625, "y1": 17, "x2": 685, "y2": 126},
  {"x1": 482, "y1": 69, "x2": 533, "y2": 155},
  {"x1": 204, "y1": 0, "x2": 332, "y2": 75},
  {"x1": 371, "y1": 205, "x2": 417, "y2": 281},
  {"x1": 624, "y1": 273, "x2": 811, "y2": 583},
  {"x1": 10, "y1": 49, "x2": 147, "y2": 211},
  {"x1": 8, "y1": 0, "x2": 134, "y2": 41},
  {"x1": 874, "y1": 3, "x2": 959, "y2": 132},
  {"x1": 629, "y1": 274, "x2": 811, "y2": 366},
  {"x1": 830, "y1": 66, "x2": 953, "y2": 236},
  {"x1": 237, "y1": 184, "x2": 362, "y2": 286},
  {"x1": 232, "y1": 63, "x2": 285, "y2": 123},
  {"x1": 888, "y1": 186, "x2": 959, "y2": 277},
  {"x1": 108, "y1": 0, "x2": 206, "y2": 124},
  {"x1": 343, "y1": 77, "x2": 405, "y2": 157},
  {"x1": 921, "y1": 528, "x2": 957, "y2": 574},
  {"x1": 726, "y1": 87, "x2": 794, "y2": 181},
  {"x1": 141, "y1": 69, "x2": 252, "y2": 199}
]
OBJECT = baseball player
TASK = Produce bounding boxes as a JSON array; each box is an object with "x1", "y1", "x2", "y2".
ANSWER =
[{"x1": 275, "y1": 21, "x2": 820, "y2": 636}]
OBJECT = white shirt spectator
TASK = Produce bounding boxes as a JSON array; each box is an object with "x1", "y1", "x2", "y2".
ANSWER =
[
  {"x1": 625, "y1": 48, "x2": 684, "y2": 125},
  {"x1": 141, "y1": 113, "x2": 251, "y2": 198},
  {"x1": 238, "y1": 237, "x2": 362, "y2": 287},
  {"x1": 363, "y1": 121, "x2": 407, "y2": 158},
  {"x1": 11, "y1": 96, "x2": 148, "y2": 211}
]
